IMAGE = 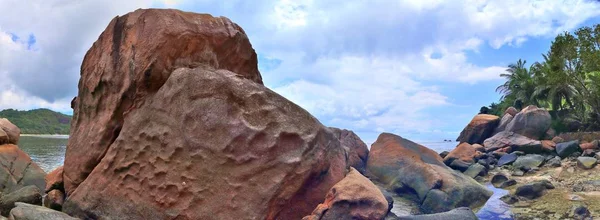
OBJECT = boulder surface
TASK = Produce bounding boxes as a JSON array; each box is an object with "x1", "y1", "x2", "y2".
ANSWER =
[
  {"x1": 505, "y1": 105, "x2": 551, "y2": 139},
  {"x1": 367, "y1": 133, "x2": 492, "y2": 214},
  {"x1": 63, "y1": 68, "x2": 348, "y2": 220},
  {"x1": 329, "y1": 127, "x2": 369, "y2": 174},
  {"x1": 63, "y1": 8, "x2": 264, "y2": 195},
  {"x1": 0, "y1": 145, "x2": 46, "y2": 194}
]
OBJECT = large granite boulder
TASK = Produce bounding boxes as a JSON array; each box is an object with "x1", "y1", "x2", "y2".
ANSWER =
[
  {"x1": 63, "y1": 8, "x2": 263, "y2": 196},
  {"x1": 505, "y1": 107, "x2": 519, "y2": 116},
  {"x1": 9, "y1": 202, "x2": 78, "y2": 220},
  {"x1": 0, "y1": 145, "x2": 46, "y2": 194},
  {"x1": 505, "y1": 105, "x2": 551, "y2": 139},
  {"x1": 329, "y1": 127, "x2": 369, "y2": 174},
  {"x1": 0, "y1": 119, "x2": 20, "y2": 145},
  {"x1": 443, "y1": 143, "x2": 483, "y2": 166},
  {"x1": 367, "y1": 133, "x2": 492, "y2": 214},
  {"x1": 456, "y1": 114, "x2": 499, "y2": 144},
  {"x1": 302, "y1": 168, "x2": 388, "y2": 220},
  {"x1": 483, "y1": 131, "x2": 542, "y2": 153},
  {"x1": 63, "y1": 67, "x2": 348, "y2": 219}
]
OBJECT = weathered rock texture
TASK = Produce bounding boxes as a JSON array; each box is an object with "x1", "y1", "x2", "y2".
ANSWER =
[
  {"x1": 456, "y1": 114, "x2": 499, "y2": 144},
  {"x1": 302, "y1": 168, "x2": 388, "y2": 220},
  {"x1": 0, "y1": 145, "x2": 46, "y2": 194},
  {"x1": 63, "y1": 68, "x2": 348, "y2": 219},
  {"x1": 367, "y1": 133, "x2": 492, "y2": 214},
  {"x1": 63, "y1": 8, "x2": 263, "y2": 195},
  {"x1": 0, "y1": 185, "x2": 42, "y2": 216},
  {"x1": 329, "y1": 127, "x2": 369, "y2": 174},
  {"x1": 505, "y1": 105, "x2": 551, "y2": 140},
  {"x1": 0, "y1": 119, "x2": 20, "y2": 145}
]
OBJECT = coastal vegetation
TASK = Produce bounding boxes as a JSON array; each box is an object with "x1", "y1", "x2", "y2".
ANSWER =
[
  {"x1": 488, "y1": 24, "x2": 600, "y2": 133},
  {"x1": 0, "y1": 109, "x2": 71, "y2": 134}
]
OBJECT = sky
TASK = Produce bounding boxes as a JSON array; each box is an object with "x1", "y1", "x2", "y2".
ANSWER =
[{"x1": 1, "y1": 0, "x2": 600, "y2": 144}]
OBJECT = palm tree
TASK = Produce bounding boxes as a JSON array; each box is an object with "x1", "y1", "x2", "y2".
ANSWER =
[{"x1": 496, "y1": 59, "x2": 538, "y2": 106}]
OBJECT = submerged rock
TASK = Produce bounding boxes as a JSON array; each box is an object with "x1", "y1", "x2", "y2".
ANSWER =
[
  {"x1": 63, "y1": 8, "x2": 264, "y2": 196},
  {"x1": 456, "y1": 114, "x2": 499, "y2": 144},
  {"x1": 367, "y1": 133, "x2": 492, "y2": 214},
  {"x1": 302, "y1": 168, "x2": 388, "y2": 220}
]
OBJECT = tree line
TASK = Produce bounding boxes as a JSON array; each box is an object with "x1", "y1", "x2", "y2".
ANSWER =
[{"x1": 487, "y1": 24, "x2": 600, "y2": 133}]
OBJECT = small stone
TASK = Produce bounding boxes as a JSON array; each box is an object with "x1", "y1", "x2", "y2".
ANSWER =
[
  {"x1": 556, "y1": 140, "x2": 580, "y2": 158},
  {"x1": 571, "y1": 151, "x2": 582, "y2": 157},
  {"x1": 552, "y1": 136, "x2": 565, "y2": 143},
  {"x1": 513, "y1": 170, "x2": 524, "y2": 176},
  {"x1": 500, "y1": 194, "x2": 519, "y2": 204},
  {"x1": 545, "y1": 156, "x2": 561, "y2": 167},
  {"x1": 514, "y1": 180, "x2": 554, "y2": 200},
  {"x1": 565, "y1": 194, "x2": 585, "y2": 201},
  {"x1": 498, "y1": 153, "x2": 518, "y2": 166},
  {"x1": 513, "y1": 154, "x2": 545, "y2": 169},
  {"x1": 577, "y1": 157, "x2": 597, "y2": 169},
  {"x1": 582, "y1": 149, "x2": 596, "y2": 157},
  {"x1": 491, "y1": 174, "x2": 509, "y2": 188},
  {"x1": 464, "y1": 163, "x2": 486, "y2": 178},
  {"x1": 567, "y1": 167, "x2": 575, "y2": 173},
  {"x1": 449, "y1": 159, "x2": 472, "y2": 172},
  {"x1": 572, "y1": 205, "x2": 591, "y2": 220},
  {"x1": 499, "y1": 179, "x2": 517, "y2": 188}
]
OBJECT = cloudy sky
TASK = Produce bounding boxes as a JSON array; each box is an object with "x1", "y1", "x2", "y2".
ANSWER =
[{"x1": 1, "y1": 0, "x2": 600, "y2": 143}]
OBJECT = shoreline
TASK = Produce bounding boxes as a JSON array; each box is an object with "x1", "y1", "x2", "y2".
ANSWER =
[{"x1": 20, "y1": 134, "x2": 69, "y2": 138}]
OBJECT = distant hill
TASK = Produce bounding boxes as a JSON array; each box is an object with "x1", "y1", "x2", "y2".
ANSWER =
[{"x1": 0, "y1": 109, "x2": 71, "y2": 134}]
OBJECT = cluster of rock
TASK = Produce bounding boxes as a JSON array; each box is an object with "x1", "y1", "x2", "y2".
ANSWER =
[
  {"x1": 448, "y1": 104, "x2": 600, "y2": 218},
  {"x1": 7, "y1": 8, "x2": 493, "y2": 220},
  {"x1": 0, "y1": 119, "x2": 76, "y2": 219}
]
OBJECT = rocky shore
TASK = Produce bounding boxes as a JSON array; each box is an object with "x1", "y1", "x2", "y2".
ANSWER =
[{"x1": 0, "y1": 8, "x2": 597, "y2": 220}]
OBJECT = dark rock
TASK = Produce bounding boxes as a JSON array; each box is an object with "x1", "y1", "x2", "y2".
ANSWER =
[
  {"x1": 513, "y1": 154, "x2": 545, "y2": 169},
  {"x1": 545, "y1": 156, "x2": 561, "y2": 167},
  {"x1": 439, "y1": 151, "x2": 450, "y2": 159},
  {"x1": 456, "y1": 114, "x2": 500, "y2": 144},
  {"x1": 463, "y1": 163, "x2": 486, "y2": 178},
  {"x1": 491, "y1": 174, "x2": 509, "y2": 188},
  {"x1": 497, "y1": 153, "x2": 518, "y2": 166},
  {"x1": 0, "y1": 185, "x2": 42, "y2": 216},
  {"x1": 541, "y1": 140, "x2": 556, "y2": 152},
  {"x1": 499, "y1": 179, "x2": 517, "y2": 188},
  {"x1": 500, "y1": 194, "x2": 519, "y2": 204},
  {"x1": 396, "y1": 207, "x2": 478, "y2": 220},
  {"x1": 367, "y1": 133, "x2": 492, "y2": 214},
  {"x1": 491, "y1": 151, "x2": 506, "y2": 159},
  {"x1": 556, "y1": 140, "x2": 581, "y2": 158},
  {"x1": 515, "y1": 180, "x2": 554, "y2": 200},
  {"x1": 573, "y1": 205, "x2": 592, "y2": 220},
  {"x1": 483, "y1": 131, "x2": 542, "y2": 153},
  {"x1": 8, "y1": 202, "x2": 78, "y2": 220},
  {"x1": 505, "y1": 105, "x2": 551, "y2": 139},
  {"x1": 571, "y1": 151, "x2": 582, "y2": 158},
  {"x1": 448, "y1": 159, "x2": 472, "y2": 172},
  {"x1": 577, "y1": 157, "x2": 597, "y2": 169},
  {"x1": 582, "y1": 149, "x2": 596, "y2": 157},
  {"x1": 43, "y1": 189, "x2": 64, "y2": 211}
]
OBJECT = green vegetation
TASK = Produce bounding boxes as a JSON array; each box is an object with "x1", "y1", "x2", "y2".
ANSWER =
[
  {"x1": 0, "y1": 108, "x2": 71, "y2": 134},
  {"x1": 488, "y1": 24, "x2": 600, "y2": 133}
]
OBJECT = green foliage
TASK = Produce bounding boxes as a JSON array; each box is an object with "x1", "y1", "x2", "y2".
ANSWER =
[
  {"x1": 490, "y1": 23, "x2": 600, "y2": 133},
  {"x1": 0, "y1": 108, "x2": 71, "y2": 134}
]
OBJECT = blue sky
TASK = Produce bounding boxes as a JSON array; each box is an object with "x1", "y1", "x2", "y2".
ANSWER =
[{"x1": 1, "y1": 0, "x2": 600, "y2": 144}]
